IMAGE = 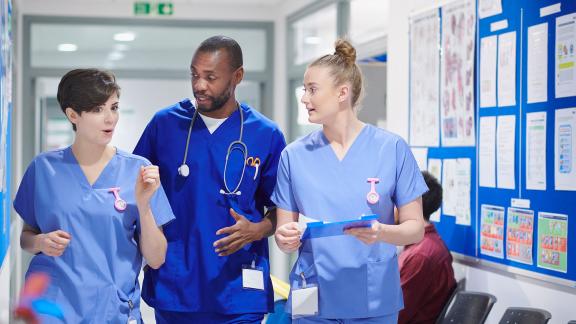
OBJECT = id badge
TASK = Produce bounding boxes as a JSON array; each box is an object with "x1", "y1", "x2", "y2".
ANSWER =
[
  {"x1": 291, "y1": 285, "x2": 318, "y2": 317},
  {"x1": 242, "y1": 263, "x2": 264, "y2": 290}
]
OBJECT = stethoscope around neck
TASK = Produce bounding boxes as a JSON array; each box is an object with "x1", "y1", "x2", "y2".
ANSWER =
[{"x1": 177, "y1": 101, "x2": 247, "y2": 196}]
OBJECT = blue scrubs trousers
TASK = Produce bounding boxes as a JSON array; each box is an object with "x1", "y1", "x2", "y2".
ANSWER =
[
  {"x1": 155, "y1": 310, "x2": 264, "y2": 324},
  {"x1": 292, "y1": 312, "x2": 398, "y2": 323}
]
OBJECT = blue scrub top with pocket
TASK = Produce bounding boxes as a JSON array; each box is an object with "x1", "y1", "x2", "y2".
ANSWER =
[
  {"x1": 272, "y1": 125, "x2": 428, "y2": 319},
  {"x1": 13, "y1": 147, "x2": 175, "y2": 323},
  {"x1": 133, "y1": 99, "x2": 286, "y2": 314}
]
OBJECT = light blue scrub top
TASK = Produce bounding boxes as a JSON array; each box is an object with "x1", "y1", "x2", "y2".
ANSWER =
[
  {"x1": 133, "y1": 99, "x2": 286, "y2": 314},
  {"x1": 14, "y1": 147, "x2": 175, "y2": 324},
  {"x1": 272, "y1": 125, "x2": 428, "y2": 319}
]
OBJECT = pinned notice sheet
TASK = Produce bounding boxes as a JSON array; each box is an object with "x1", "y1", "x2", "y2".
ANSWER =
[{"x1": 555, "y1": 107, "x2": 576, "y2": 191}]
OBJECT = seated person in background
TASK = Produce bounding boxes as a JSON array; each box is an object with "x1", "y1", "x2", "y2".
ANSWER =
[{"x1": 398, "y1": 171, "x2": 456, "y2": 324}]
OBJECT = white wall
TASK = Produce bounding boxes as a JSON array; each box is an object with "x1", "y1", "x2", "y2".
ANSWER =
[
  {"x1": 388, "y1": 0, "x2": 576, "y2": 323},
  {"x1": 0, "y1": 254, "x2": 10, "y2": 323}
]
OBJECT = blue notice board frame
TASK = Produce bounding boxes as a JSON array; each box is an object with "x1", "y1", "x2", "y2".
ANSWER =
[{"x1": 409, "y1": 0, "x2": 576, "y2": 285}]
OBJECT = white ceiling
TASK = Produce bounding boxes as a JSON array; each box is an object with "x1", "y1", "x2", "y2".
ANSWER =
[{"x1": 69, "y1": 0, "x2": 286, "y2": 4}]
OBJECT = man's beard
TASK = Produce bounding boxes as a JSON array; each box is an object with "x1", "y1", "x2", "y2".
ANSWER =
[{"x1": 195, "y1": 83, "x2": 233, "y2": 113}]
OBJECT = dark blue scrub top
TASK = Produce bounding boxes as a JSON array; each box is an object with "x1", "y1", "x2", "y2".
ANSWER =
[{"x1": 134, "y1": 99, "x2": 286, "y2": 314}]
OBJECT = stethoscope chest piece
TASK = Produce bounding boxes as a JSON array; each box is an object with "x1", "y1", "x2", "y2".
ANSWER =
[{"x1": 178, "y1": 164, "x2": 190, "y2": 177}]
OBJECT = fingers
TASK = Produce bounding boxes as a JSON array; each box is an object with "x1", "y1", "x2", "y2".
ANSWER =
[
  {"x1": 214, "y1": 233, "x2": 245, "y2": 256},
  {"x1": 54, "y1": 230, "x2": 71, "y2": 240},
  {"x1": 140, "y1": 165, "x2": 160, "y2": 184},
  {"x1": 229, "y1": 208, "x2": 243, "y2": 222},
  {"x1": 345, "y1": 228, "x2": 379, "y2": 245},
  {"x1": 216, "y1": 224, "x2": 237, "y2": 236},
  {"x1": 42, "y1": 231, "x2": 71, "y2": 256},
  {"x1": 275, "y1": 222, "x2": 302, "y2": 253},
  {"x1": 278, "y1": 239, "x2": 301, "y2": 253}
]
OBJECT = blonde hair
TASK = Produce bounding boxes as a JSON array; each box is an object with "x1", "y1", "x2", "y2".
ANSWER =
[{"x1": 309, "y1": 39, "x2": 364, "y2": 108}]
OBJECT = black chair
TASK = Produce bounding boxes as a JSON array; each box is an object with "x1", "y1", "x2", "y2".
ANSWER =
[
  {"x1": 567, "y1": 321, "x2": 576, "y2": 324},
  {"x1": 498, "y1": 307, "x2": 551, "y2": 324},
  {"x1": 436, "y1": 278, "x2": 466, "y2": 323},
  {"x1": 437, "y1": 291, "x2": 497, "y2": 324}
]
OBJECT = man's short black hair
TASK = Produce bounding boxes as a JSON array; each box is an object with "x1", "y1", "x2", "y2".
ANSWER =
[
  {"x1": 195, "y1": 35, "x2": 243, "y2": 70},
  {"x1": 422, "y1": 171, "x2": 443, "y2": 221},
  {"x1": 57, "y1": 68, "x2": 120, "y2": 131}
]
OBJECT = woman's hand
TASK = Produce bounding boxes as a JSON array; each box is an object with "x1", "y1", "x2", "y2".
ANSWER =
[
  {"x1": 135, "y1": 165, "x2": 160, "y2": 207},
  {"x1": 345, "y1": 222, "x2": 382, "y2": 245},
  {"x1": 275, "y1": 221, "x2": 302, "y2": 253},
  {"x1": 36, "y1": 230, "x2": 71, "y2": 257}
]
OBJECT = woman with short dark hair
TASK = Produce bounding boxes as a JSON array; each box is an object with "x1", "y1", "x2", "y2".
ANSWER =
[{"x1": 14, "y1": 69, "x2": 175, "y2": 323}]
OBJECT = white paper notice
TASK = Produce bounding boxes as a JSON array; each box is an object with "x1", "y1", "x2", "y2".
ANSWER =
[
  {"x1": 478, "y1": 0, "x2": 502, "y2": 19},
  {"x1": 410, "y1": 10, "x2": 441, "y2": 146},
  {"x1": 526, "y1": 112, "x2": 547, "y2": 190},
  {"x1": 528, "y1": 23, "x2": 549, "y2": 103},
  {"x1": 442, "y1": 158, "x2": 471, "y2": 225},
  {"x1": 480, "y1": 36, "x2": 497, "y2": 107},
  {"x1": 411, "y1": 147, "x2": 428, "y2": 171},
  {"x1": 497, "y1": 115, "x2": 516, "y2": 189},
  {"x1": 498, "y1": 32, "x2": 517, "y2": 107},
  {"x1": 555, "y1": 13, "x2": 576, "y2": 98},
  {"x1": 479, "y1": 116, "x2": 497, "y2": 187},
  {"x1": 555, "y1": 107, "x2": 576, "y2": 190},
  {"x1": 427, "y1": 159, "x2": 443, "y2": 222}
]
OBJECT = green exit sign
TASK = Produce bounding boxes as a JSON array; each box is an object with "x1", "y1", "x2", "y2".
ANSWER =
[{"x1": 134, "y1": 2, "x2": 174, "y2": 16}]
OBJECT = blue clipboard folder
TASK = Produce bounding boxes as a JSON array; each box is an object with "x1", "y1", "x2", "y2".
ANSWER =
[{"x1": 301, "y1": 214, "x2": 378, "y2": 240}]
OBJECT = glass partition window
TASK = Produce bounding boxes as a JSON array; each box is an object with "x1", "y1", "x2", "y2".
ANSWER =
[
  {"x1": 350, "y1": 0, "x2": 389, "y2": 44},
  {"x1": 291, "y1": 3, "x2": 337, "y2": 66},
  {"x1": 290, "y1": 80, "x2": 320, "y2": 140},
  {"x1": 31, "y1": 24, "x2": 267, "y2": 71}
]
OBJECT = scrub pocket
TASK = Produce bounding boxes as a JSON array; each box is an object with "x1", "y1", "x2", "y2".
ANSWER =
[{"x1": 366, "y1": 254, "x2": 402, "y2": 313}]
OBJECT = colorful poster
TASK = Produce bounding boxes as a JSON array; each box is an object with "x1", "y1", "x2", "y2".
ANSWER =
[
  {"x1": 537, "y1": 212, "x2": 568, "y2": 273},
  {"x1": 440, "y1": 0, "x2": 476, "y2": 147},
  {"x1": 409, "y1": 9, "x2": 440, "y2": 147},
  {"x1": 555, "y1": 13, "x2": 576, "y2": 98},
  {"x1": 506, "y1": 208, "x2": 534, "y2": 265},
  {"x1": 480, "y1": 205, "x2": 505, "y2": 258}
]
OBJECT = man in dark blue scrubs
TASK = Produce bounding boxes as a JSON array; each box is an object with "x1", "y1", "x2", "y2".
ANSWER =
[{"x1": 134, "y1": 35, "x2": 286, "y2": 323}]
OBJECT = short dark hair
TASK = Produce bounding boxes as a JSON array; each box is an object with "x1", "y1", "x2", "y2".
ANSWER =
[
  {"x1": 422, "y1": 171, "x2": 443, "y2": 221},
  {"x1": 57, "y1": 69, "x2": 120, "y2": 131},
  {"x1": 195, "y1": 35, "x2": 243, "y2": 70}
]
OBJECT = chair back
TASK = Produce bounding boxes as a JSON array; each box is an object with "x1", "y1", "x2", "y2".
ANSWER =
[
  {"x1": 498, "y1": 307, "x2": 551, "y2": 324},
  {"x1": 435, "y1": 278, "x2": 466, "y2": 324},
  {"x1": 438, "y1": 291, "x2": 497, "y2": 324}
]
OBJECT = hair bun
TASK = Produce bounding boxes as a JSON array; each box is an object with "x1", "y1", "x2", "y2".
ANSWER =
[{"x1": 334, "y1": 39, "x2": 356, "y2": 65}]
